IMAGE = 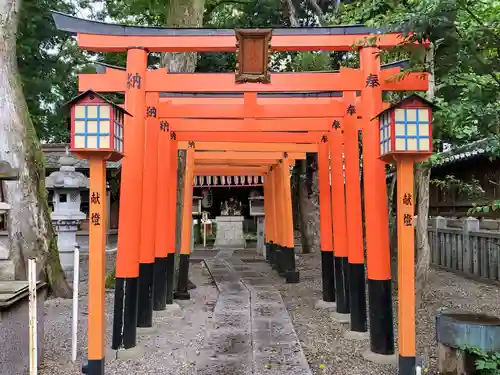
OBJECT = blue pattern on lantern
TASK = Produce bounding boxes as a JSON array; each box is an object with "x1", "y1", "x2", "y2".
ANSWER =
[
  {"x1": 74, "y1": 105, "x2": 110, "y2": 148},
  {"x1": 379, "y1": 112, "x2": 391, "y2": 154},
  {"x1": 395, "y1": 108, "x2": 429, "y2": 151},
  {"x1": 113, "y1": 109, "x2": 124, "y2": 153}
]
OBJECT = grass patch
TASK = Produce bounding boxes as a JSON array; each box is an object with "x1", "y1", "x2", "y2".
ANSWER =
[{"x1": 105, "y1": 267, "x2": 116, "y2": 289}]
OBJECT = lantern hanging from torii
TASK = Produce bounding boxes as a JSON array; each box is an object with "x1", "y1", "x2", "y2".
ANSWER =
[
  {"x1": 65, "y1": 89, "x2": 131, "y2": 162},
  {"x1": 376, "y1": 94, "x2": 435, "y2": 163}
]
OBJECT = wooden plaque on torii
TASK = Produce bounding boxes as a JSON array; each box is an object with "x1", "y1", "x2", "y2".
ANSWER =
[{"x1": 235, "y1": 29, "x2": 272, "y2": 83}]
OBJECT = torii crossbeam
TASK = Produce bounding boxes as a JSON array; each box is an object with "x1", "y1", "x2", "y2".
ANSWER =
[{"x1": 180, "y1": 142, "x2": 318, "y2": 152}]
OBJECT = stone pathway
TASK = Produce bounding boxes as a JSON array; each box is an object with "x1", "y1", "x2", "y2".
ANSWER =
[{"x1": 198, "y1": 249, "x2": 312, "y2": 375}]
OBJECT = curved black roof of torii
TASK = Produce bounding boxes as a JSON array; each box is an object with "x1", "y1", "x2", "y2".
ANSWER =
[{"x1": 51, "y1": 11, "x2": 389, "y2": 36}]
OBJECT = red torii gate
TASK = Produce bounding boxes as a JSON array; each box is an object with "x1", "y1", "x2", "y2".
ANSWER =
[{"x1": 54, "y1": 11, "x2": 430, "y2": 375}]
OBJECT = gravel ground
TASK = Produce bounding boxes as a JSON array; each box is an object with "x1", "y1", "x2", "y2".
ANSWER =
[
  {"x1": 39, "y1": 254, "x2": 217, "y2": 375},
  {"x1": 38, "y1": 250, "x2": 500, "y2": 374},
  {"x1": 256, "y1": 251, "x2": 500, "y2": 375}
]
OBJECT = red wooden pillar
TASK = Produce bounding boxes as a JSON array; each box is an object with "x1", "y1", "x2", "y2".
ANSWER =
[
  {"x1": 87, "y1": 157, "x2": 107, "y2": 374},
  {"x1": 152, "y1": 117, "x2": 172, "y2": 311},
  {"x1": 175, "y1": 143, "x2": 195, "y2": 300},
  {"x1": 280, "y1": 157, "x2": 299, "y2": 283},
  {"x1": 329, "y1": 125, "x2": 350, "y2": 314},
  {"x1": 396, "y1": 157, "x2": 416, "y2": 373},
  {"x1": 360, "y1": 47, "x2": 395, "y2": 355},
  {"x1": 268, "y1": 167, "x2": 279, "y2": 270},
  {"x1": 318, "y1": 138, "x2": 335, "y2": 302},
  {"x1": 112, "y1": 47, "x2": 147, "y2": 351},
  {"x1": 137, "y1": 91, "x2": 160, "y2": 327},
  {"x1": 165, "y1": 138, "x2": 178, "y2": 304},
  {"x1": 264, "y1": 174, "x2": 272, "y2": 263},
  {"x1": 274, "y1": 163, "x2": 286, "y2": 276},
  {"x1": 343, "y1": 91, "x2": 367, "y2": 333}
]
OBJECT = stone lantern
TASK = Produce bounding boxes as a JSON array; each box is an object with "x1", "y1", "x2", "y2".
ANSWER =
[{"x1": 45, "y1": 151, "x2": 88, "y2": 273}]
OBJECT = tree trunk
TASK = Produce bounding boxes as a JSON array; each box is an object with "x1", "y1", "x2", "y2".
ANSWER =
[
  {"x1": 281, "y1": 1, "x2": 322, "y2": 253},
  {"x1": 415, "y1": 165, "x2": 431, "y2": 308},
  {"x1": 0, "y1": 0, "x2": 71, "y2": 297},
  {"x1": 387, "y1": 173, "x2": 398, "y2": 284},
  {"x1": 299, "y1": 154, "x2": 320, "y2": 253},
  {"x1": 415, "y1": 42, "x2": 435, "y2": 308},
  {"x1": 161, "y1": 0, "x2": 206, "y2": 250},
  {"x1": 284, "y1": 0, "x2": 300, "y2": 27},
  {"x1": 161, "y1": 0, "x2": 205, "y2": 289},
  {"x1": 296, "y1": 159, "x2": 313, "y2": 253}
]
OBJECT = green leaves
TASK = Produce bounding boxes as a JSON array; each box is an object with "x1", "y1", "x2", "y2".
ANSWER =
[
  {"x1": 331, "y1": 0, "x2": 500, "y2": 152},
  {"x1": 468, "y1": 200, "x2": 500, "y2": 215},
  {"x1": 461, "y1": 345, "x2": 500, "y2": 374},
  {"x1": 291, "y1": 52, "x2": 332, "y2": 72},
  {"x1": 17, "y1": 0, "x2": 91, "y2": 142}
]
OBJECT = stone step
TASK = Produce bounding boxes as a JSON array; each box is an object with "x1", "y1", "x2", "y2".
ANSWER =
[{"x1": 202, "y1": 253, "x2": 313, "y2": 375}]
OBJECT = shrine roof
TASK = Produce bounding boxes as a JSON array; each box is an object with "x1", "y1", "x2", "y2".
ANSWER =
[
  {"x1": 52, "y1": 11, "x2": 388, "y2": 36},
  {"x1": 386, "y1": 137, "x2": 495, "y2": 179},
  {"x1": 433, "y1": 138, "x2": 490, "y2": 167}
]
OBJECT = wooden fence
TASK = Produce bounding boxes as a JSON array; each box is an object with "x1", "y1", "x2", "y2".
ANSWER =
[{"x1": 428, "y1": 217, "x2": 500, "y2": 282}]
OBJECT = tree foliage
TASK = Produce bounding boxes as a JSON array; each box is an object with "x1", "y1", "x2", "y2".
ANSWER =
[
  {"x1": 331, "y1": 0, "x2": 500, "y2": 148},
  {"x1": 17, "y1": 0, "x2": 90, "y2": 142}
]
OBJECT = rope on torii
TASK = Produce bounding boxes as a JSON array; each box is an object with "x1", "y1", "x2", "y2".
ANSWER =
[{"x1": 193, "y1": 175, "x2": 264, "y2": 187}]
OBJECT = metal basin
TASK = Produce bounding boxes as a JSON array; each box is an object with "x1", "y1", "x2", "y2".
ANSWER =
[{"x1": 436, "y1": 312, "x2": 500, "y2": 351}]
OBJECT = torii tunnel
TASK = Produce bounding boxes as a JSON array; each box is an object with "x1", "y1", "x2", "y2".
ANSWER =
[{"x1": 53, "y1": 11, "x2": 432, "y2": 375}]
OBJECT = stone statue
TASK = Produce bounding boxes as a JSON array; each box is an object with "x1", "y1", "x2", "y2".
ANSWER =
[
  {"x1": 220, "y1": 197, "x2": 242, "y2": 216},
  {"x1": 201, "y1": 188, "x2": 213, "y2": 209}
]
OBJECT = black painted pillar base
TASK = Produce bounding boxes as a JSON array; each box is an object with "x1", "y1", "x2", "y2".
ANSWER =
[
  {"x1": 342, "y1": 257, "x2": 350, "y2": 309},
  {"x1": 275, "y1": 246, "x2": 284, "y2": 276},
  {"x1": 368, "y1": 279, "x2": 395, "y2": 354},
  {"x1": 283, "y1": 246, "x2": 300, "y2": 283},
  {"x1": 269, "y1": 242, "x2": 277, "y2": 269},
  {"x1": 334, "y1": 256, "x2": 349, "y2": 313},
  {"x1": 321, "y1": 251, "x2": 335, "y2": 302},
  {"x1": 399, "y1": 355, "x2": 416, "y2": 375},
  {"x1": 268, "y1": 241, "x2": 276, "y2": 270},
  {"x1": 153, "y1": 257, "x2": 168, "y2": 311},
  {"x1": 165, "y1": 253, "x2": 175, "y2": 304},
  {"x1": 349, "y1": 263, "x2": 367, "y2": 332},
  {"x1": 137, "y1": 262, "x2": 154, "y2": 327},
  {"x1": 174, "y1": 253, "x2": 190, "y2": 300},
  {"x1": 112, "y1": 277, "x2": 139, "y2": 350},
  {"x1": 279, "y1": 245, "x2": 289, "y2": 277},
  {"x1": 82, "y1": 358, "x2": 104, "y2": 375}
]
